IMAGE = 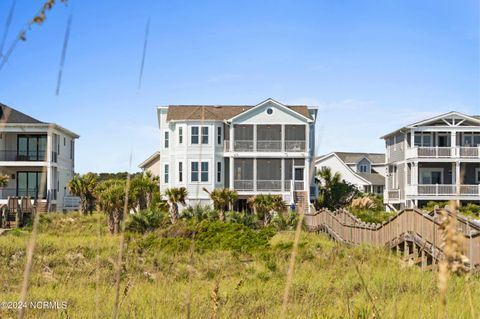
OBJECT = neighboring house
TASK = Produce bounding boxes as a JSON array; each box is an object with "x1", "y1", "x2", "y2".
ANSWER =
[
  {"x1": 314, "y1": 152, "x2": 386, "y2": 196},
  {"x1": 382, "y1": 111, "x2": 480, "y2": 211},
  {"x1": 0, "y1": 103, "x2": 79, "y2": 212},
  {"x1": 139, "y1": 151, "x2": 160, "y2": 177},
  {"x1": 157, "y1": 98, "x2": 318, "y2": 210}
]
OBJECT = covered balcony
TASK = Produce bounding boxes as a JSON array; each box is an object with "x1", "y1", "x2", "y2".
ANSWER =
[
  {"x1": 224, "y1": 124, "x2": 307, "y2": 153},
  {"x1": 405, "y1": 162, "x2": 480, "y2": 198},
  {"x1": 405, "y1": 131, "x2": 480, "y2": 159},
  {"x1": 0, "y1": 133, "x2": 56, "y2": 162},
  {"x1": 232, "y1": 158, "x2": 306, "y2": 192}
]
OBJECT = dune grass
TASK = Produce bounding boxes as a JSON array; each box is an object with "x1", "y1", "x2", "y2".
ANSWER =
[{"x1": 0, "y1": 212, "x2": 479, "y2": 318}]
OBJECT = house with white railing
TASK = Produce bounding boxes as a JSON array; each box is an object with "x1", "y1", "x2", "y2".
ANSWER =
[
  {"x1": 315, "y1": 152, "x2": 386, "y2": 196},
  {"x1": 0, "y1": 103, "x2": 79, "y2": 212},
  {"x1": 382, "y1": 111, "x2": 480, "y2": 210},
  {"x1": 157, "y1": 98, "x2": 318, "y2": 211}
]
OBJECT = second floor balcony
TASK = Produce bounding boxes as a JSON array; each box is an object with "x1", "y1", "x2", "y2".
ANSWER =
[
  {"x1": 0, "y1": 150, "x2": 48, "y2": 162},
  {"x1": 406, "y1": 146, "x2": 480, "y2": 159},
  {"x1": 224, "y1": 124, "x2": 308, "y2": 153}
]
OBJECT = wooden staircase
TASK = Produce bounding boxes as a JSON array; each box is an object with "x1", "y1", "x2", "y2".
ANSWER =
[{"x1": 305, "y1": 208, "x2": 480, "y2": 270}]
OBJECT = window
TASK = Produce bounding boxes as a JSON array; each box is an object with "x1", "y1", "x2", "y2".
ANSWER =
[
  {"x1": 191, "y1": 161, "x2": 209, "y2": 182},
  {"x1": 64, "y1": 137, "x2": 66, "y2": 146},
  {"x1": 414, "y1": 133, "x2": 432, "y2": 147},
  {"x1": 179, "y1": 162, "x2": 183, "y2": 182},
  {"x1": 463, "y1": 133, "x2": 480, "y2": 147},
  {"x1": 266, "y1": 107, "x2": 273, "y2": 115},
  {"x1": 191, "y1": 127, "x2": 199, "y2": 144},
  {"x1": 17, "y1": 135, "x2": 47, "y2": 161},
  {"x1": 217, "y1": 127, "x2": 222, "y2": 145},
  {"x1": 359, "y1": 164, "x2": 368, "y2": 173},
  {"x1": 217, "y1": 162, "x2": 221, "y2": 183},
  {"x1": 476, "y1": 168, "x2": 480, "y2": 184},
  {"x1": 164, "y1": 164, "x2": 169, "y2": 183},
  {"x1": 201, "y1": 127, "x2": 209, "y2": 144},
  {"x1": 16, "y1": 171, "x2": 47, "y2": 199},
  {"x1": 191, "y1": 162, "x2": 199, "y2": 182},
  {"x1": 70, "y1": 140, "x2": 74, "y2": 159},
  {"x1": 201, "y1": 162, "x2": 209, "y2": 182},
  {"x1": 164, "y1": 131, "x2": 169, "y2": 148},
  {"x1": 179, "y1": 127, "x2": 183, "y2": 144}
]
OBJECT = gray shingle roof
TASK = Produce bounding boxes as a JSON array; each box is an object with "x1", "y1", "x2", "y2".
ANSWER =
[
  {"x1": 334, "y1": 152, "x2": 385, "y2": 164},
  {"x1": 0, "y1": 103, "x2": 44, "y2": 124},
  {"x1": 357, "y1": 173, "x2": 385, "y2": 185},
  {"x1": 166, "y1": 105, "x2": 313, "y2": 121}
]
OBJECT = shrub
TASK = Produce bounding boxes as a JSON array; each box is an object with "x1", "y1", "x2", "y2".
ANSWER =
[
  {"x1": 126, "y1": 209, "x2": 169, "y2": 233},
  {"x1": 349, "y1": 209, "x2": 395, "y2": 224}
]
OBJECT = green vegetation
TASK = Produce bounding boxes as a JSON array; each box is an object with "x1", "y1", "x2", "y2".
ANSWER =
[
  {"x1": 350, "y1": 195, "x2": 395, "y2": 224},
  {"x1": 421, "y1": 201, "x2": 480, "y2": 219},
  {"x1": 0, "y1": 213, "x2": 478, "y2": 318},
  {"x1": 316, "y1": 167, "x2": 360, "y2": 210}
]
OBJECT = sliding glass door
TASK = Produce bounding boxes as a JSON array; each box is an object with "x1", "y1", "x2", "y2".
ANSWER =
[
  {"x1": 17, "y1": 135, "x2": 47, "y2": 161},
  {"x1": 16, "y1": 171, "x2": 47, "y2": 199}
]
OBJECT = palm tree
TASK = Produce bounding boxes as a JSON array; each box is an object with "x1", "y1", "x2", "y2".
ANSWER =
[
  {"x1": 164, "y1": 187, "x2": 187, "y2": 224},
  {"x1": 248, "y1": 194, "x2": 287, "y2": 226},
  {"x1": 316, "y1": 167, "x2": 358, "y2": 210},
  {"x1": 131, "y1": 173, "x2": 159, "y2": 211},
  {"x1": 95, "y1": 179, "x2": 130, "y2": 234},
  {"x1": 203, "y1": 188, "x2": 238, "y2": 222},
  {"x1": 0, "y1": 175, "x2": 9, "y2": 188},
  {"x1": 67, "y1": 173, "x2": 98, "y2": 214}
]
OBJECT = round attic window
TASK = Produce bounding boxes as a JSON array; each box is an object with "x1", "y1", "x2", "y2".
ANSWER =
[{"x1": 266, "y1": 108, "x2": 273, "y2": 115}]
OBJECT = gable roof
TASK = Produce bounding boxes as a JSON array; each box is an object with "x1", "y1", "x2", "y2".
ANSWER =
[
  {"x1": 357, "y1": 173, "x2": 385, "y2": 185},
  {"x1": 138, "y1": 151, "x2": 160, "y2": 169},
  {"x1": 0, "y1": 103, "x2": 44, "y2": 124},
  {"x1": 165, "y1": 99, "x2": 313, "y2": 122},
  {"x1": 333, "y1": 152, "x2": 385, "y2": 164},
  {"x1": 381, "y1": 111, "x2": 480, "y2": 139}
]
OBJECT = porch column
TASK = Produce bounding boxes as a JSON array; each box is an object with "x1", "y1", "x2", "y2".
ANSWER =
[
  {"x1": 253, "y1": 158, "x2": 257, "y2": 192},
  {"x1": 253, "y1": 124, "x2": 257, "y2": 152},
  {"x1": 281, "y1": 159, "x2": 285, "y2": 192},
  {"x1": 410, "y1": 130, "x2": 415, "y2": 147},
  {"x1": 455, "y1": 161, "x2": 461, "y2": 191},
  {"x1": 305, "y1": 124, "x2": 310, "y2": 154},
  {"x1": 229, "y1": 124, "x2": 234, "y2": 152},
  {"x1": 229, "y1": 157, "x2": 234, "y2": 189},
  {"x1": 451, "y1": 132, "x2": 457, "y2": 157},
  {"x1": 281, "y1": 124, "x2": 285, "y2": 152},
  {"x1": 305, "y1": 158, "x2": 310, "y2": 192}
]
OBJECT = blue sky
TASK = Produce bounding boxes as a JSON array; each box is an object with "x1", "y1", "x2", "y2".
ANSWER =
[{"x1": 0, "y1": 0, "x2": 478, "y2": 173}]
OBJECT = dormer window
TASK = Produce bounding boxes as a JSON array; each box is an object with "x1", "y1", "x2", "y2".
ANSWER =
[{"x1": 359, "y1": 164, "x2": 368, "y2": 173}]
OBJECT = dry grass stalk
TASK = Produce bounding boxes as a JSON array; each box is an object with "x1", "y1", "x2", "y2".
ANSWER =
[
  {"x1": 18, "y1": 166, "x2": 47, "y2": 319},
  {"x1": 437, "y1": 201, "x2": 470, "y2": 319},
  {"x1": 211, "y1": 280, "x2": 220, "y2": 319},
  {"x1": 280, "y1": 206, "x2": 305, "y2": 318},
  {"x1": 354, "y1": 264, "x2": 380, "y2": 318},
  {"x1": 112, "y1": 172, "x2": 131, "y2": 319},
  {"x1": 185, "y1": 231, "x2": 196, "y2": 319}
]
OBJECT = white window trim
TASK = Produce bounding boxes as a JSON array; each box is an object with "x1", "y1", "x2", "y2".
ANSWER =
[
  {"x1": 189, "y1": 160, "x2": 210, "y2": 184},
  {"x1": 217, "y1": 126, "x2": 222, "y2": 145},
  {"x1": 216, "y1": 161, "x2": 222, "y2": 183},
  {"x1": 358, "y1": 164, "x2": 369, "y2": 173},
  {"x1": 190, "y1": 126, "x2": 200, "y2": 145},
  {"x1": 178, "y1": 161, "x2": 184, "y2": 183},
  {"x1": 201, "y1": 126, "x2": 209, "y2": 145},
  {"x1": 178, "y1": 127, "x2": 183, "y2": 145},
  {"x1": 164, "y1": 131, "x2": 169, "y2": 148},
  {"x1": 164, "y1": 164, "x2": 169, "y2": 184}
]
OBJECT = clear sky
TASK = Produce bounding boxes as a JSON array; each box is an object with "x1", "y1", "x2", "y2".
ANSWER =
[{"x1": 0, "y1": 0, "x2": 478, "y2": 173}]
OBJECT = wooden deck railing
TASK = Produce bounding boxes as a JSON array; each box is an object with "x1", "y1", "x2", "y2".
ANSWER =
[{"x1": 304, "y1": 208, "x2": 480, "y2": 268}]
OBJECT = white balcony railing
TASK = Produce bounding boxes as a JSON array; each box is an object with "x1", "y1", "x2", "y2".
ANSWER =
[
  {"x1": 407, "y1": 184, "x2": 480, "y2": 197},
  {"x1": 386, "y1": 189, "x2": 401, "y2": 200},
  {"x1": 224, "y1": 139, "x2": 307, "y2": 152},
  {"x1": 257, "y1": 140, "x2": 281, "y2": 152},
  {"x1": 406, "y1": 146, "x2": 480, "y2": 159},
  {"x1": 257, "y1": 180, "x2": 282, "y2": 191},
  {"x1": 234, "y1": 180, "x2": 254, "y2": 191}
]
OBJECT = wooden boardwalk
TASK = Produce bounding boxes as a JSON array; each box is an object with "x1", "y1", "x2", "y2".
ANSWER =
[{"x1": 304, "y1": 208, "x2": 480, "y2": 270}]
